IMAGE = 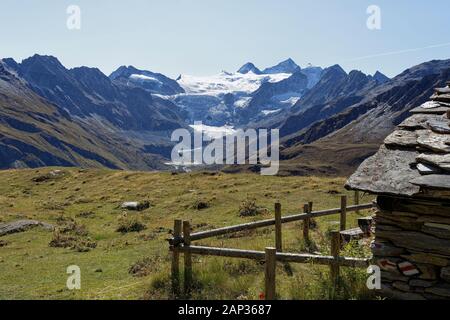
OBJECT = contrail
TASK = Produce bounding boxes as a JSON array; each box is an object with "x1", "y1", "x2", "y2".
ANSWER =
[{"x1": 343, "y1": 42, "x2": 450, "y2": 62}]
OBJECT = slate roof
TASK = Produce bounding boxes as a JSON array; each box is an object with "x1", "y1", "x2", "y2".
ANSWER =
[{"x1": 346, "y1": 83, "x2": 450, "y2": 197}]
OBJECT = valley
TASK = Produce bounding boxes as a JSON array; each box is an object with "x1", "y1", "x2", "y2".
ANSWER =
[
  {"x1": 1, "y1": 55, "x2": 450, "y2": 176},
  {"x1": 2, "y1": 0, "x2": 450, "y2": 305}
]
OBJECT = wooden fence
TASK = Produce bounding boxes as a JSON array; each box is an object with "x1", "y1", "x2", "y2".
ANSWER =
[{"x1": 168, "y1": 192, "x2": 375, "y2": 299}]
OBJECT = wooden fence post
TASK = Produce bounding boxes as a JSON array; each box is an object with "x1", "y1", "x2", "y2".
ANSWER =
[
  {"x1": 183, "y1": 220, "x2": 192, "y2": 295},
  {"x1": 171, "y1": 219, "x2": 182, "y2": 296},
  {"x1": 308, "y1": 202, "x2": 313, "y2": 213},
  {"x1": 330, "y1": 231, "x2": 341, "y2": 287},
  {"x1": 354, "y1": 191, "x2": 360, "y2": 215},
  {"x1": 340, "y1": 196, "x2": 347, "y2": 231},
  {"x1": 275, "y1": 202, "x2": 282, "y2": 252},
  {"x1": 264, "y1": 247, "x2": 277, "y2": 300},
  {"x1": 303, "y1": 203, "x2": 310, "y2": 241}
]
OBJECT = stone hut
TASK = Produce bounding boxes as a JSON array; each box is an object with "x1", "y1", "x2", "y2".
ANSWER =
[{"x1": 346, "y1": 82, "x2": 450, "y2": 300}]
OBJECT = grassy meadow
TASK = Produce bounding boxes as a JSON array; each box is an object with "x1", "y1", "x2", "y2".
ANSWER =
[{"x1": 0, "y1": 168, "x2": 375, "y2": 300}]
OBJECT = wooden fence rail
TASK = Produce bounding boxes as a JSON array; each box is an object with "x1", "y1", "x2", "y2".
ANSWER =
[
  {"x1": 170, "y1": 201, "x2": 375, "y2": 245},
  {"x1": 170, "y1": 245, "x2": 370, "y2": 268},
  {"x1": 169, "y1": 193, "x2": 375, "y2": 299}
]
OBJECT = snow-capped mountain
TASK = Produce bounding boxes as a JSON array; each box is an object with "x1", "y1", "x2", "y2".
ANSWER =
[
  {"x1": 301, "y1": 65, "x2": 324, "y2": 89},
  {"x1": 10, "y1": 52, "x2": 444, "y2": 177},
  {"x1": 96, "y1": 58, "x2": 325, "y2": 126},
  {"x1": 170, "y1": 59, "x2": 324, "y2": 125},
  {"x1": 177, "y1": 71, "x2": 291, "y2": 96},
  {"x1": 235, "y1": 69, "x2": 310, "y2": 124},
  {"x1": 262, "y1": 58, "x2": 301, "y2": 74},
  {"x1": 110, "y1": 65, "x2": 185, "y2": 95},
  {"x1": 237, "y1": 62, "x2": 262, "y2": 75}
]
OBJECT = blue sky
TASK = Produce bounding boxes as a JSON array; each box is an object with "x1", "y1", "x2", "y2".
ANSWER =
[{"x1": 1, "y1": 0, "x2": 450, "y2": 78}]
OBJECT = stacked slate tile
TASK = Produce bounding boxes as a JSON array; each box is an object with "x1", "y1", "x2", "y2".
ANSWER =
[{"x1": 346, "y1": 83, "x2": 450, "y2": 300}]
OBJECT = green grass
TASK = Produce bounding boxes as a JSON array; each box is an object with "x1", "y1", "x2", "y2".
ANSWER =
[{"x1": 0, "y1": 167, "x2": 374, "y2": 300}]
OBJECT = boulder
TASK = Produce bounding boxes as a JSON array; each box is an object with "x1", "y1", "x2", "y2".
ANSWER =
[
  {"x1": 32, "y1": 170, "x2": 65, "y2": 183},
  {"x1": 440, "y1": 266, "x2": 450, "y2": 281},
  {"x1": 381, "y1": 271, "x2": 409, "y2": 282},
  {"x1": 417, "y1": 264, "x2": 438, "y2": 280},
  {"x1": 423, "y1": 293, "x2": 449, "y2": 300},
  {"x1": 380, "y1": 284, "x2": 426, "y2": 300},
  {"x1": 391, "y1": 211, "x2": 419, "y2": 218},
  {"x1": 371, "y1": 240, "x2": 405, "y2": 257},
  {"x1": 425, "y1": 284, "x2": 450, "y2": 298},
  {"x1": 0, "y1": 220, "x2": 53, "y2": 237},
  {"x1": 416, "y1": 154, "x2": 450, "y2": 173},
  {"x1": 120, "y1": 201, "x2": 150, "y2": 211},
  {"x1": 375, "y1": 224, "x2": 402, "y2": 232},
  {"x1": 384, "y1": 130, "x2": 418, "y2": 148},
  {"x1": 416, "y1": 130, "x2": 450, "y2": 153},
  {"x1": 427, "y1": 117, "x2": 450, "y2": 134},
  {"x1": 400, "y1": 252, "x2": 448, "y2": 267},
  {"x1": 417, "y1": 215, "x2": 450, "y2": 225},
  {"x1": 398, "y1": 261, "x2": 420, "y2": 277},
  {"x1": 376, "y1": 213, "x2": 422, "y2": 231},
  {"x1": 409, "y1": 279, "x2": 435, "y2": 288},
  {"x1": 393, "y1": 281, "x2": 410, "y2": 292},
  {"x1": 422, "y1": 223, "x2": 450, "y2": 240},
  {"x1": 375, "y1": 230, "x2": 450, "y2": 257},
  {"x1": 374, "y1": 257, "x2": 401, "y2": 272}
]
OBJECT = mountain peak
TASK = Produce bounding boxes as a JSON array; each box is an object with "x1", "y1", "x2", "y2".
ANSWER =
[
  {"x1": 20, "y1": 54, "x2": 67, "y2": 76},
  {"x1": 323, "y1": 64, "x2": 347, "y2": 77},
  {"x1": 373, "y1": 71, "x2": 390, "y2": 84},
  {"x1": 23, "y1": 54, "x2": 62, "y2": 66},
  {"x1": 109, "y1": 65, "x2": 184, "y2": 95},
  {"x1": 0, "y1": 60, "x2": 9, "y2": 76},
  {"x1": 262, "y1": 58, "x2": 300, "y2": 74},
  {"x1": 70, "y1": 66, "x2": 110, "y2": 82},
  {"x1": 282, "y1": 58, "x2": 297, "y2": 65},
  {"x1": 109, "y1": 65, "x2": 140, "y2": 80},
  {"x1": 2, "y1": 58, "x2": 19, "y2": 71},
  {"x1": 237, "y1": 62, "x2": 262, "y2": 75},
  {"x1": 348, "y1": 69, "x2": 367, "y2": 77}
]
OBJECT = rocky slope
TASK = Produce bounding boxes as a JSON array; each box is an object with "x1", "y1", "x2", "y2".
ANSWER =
[
  {"x1": 237, "y1": 62, "x2": 262, "y2": 75},
  {"x1": 262, "y1": 58, "x2": 301, "y2": 74},
  {"x1": 236, "y1": 69, "x2": 309, "y2": 124},
  {"x1": 4, "y1": 55, "x2": 185, "y2": 132},
  {"x1": 109, "y1": 65, "x2": 185, "y2": 95},
  {"x1": 2, "y1": 53, "x2": 448, "y2": 175},
  {"x1": 0, "y1": 62, "x2": 168, "y2": 169},
  {"x1": 277, "y1": 59, "x2": 450, "y2": 175},
  {"x1": 173, "y1": 58, "x2": 324, "y2": 126}
]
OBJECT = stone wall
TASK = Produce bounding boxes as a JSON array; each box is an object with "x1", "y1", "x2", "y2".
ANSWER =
[{"x1": 373, "y1": 196, "x2": 450, "y2": 300}]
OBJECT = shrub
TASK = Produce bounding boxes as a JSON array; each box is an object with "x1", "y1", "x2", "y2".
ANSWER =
[
  {"x1": 49, "y1": 218, "x2": 96, "y2": 252},
  {"x1": 223, "y1": 260, "x2": 261, "y2": 276},
  {"x1": 72, "y1": 238, "x2": 97, "y2": 252},
  {"x1": 238, "y1": 198, "x2": 267, "y2": 217},
  {"x1": 116, "y1": 213, "x2": 146, "y2": 233},
  {"x1": 192, "y1": 199, "x2": 210, "y2": 210},
  {"x1": 129, "y1": 255, "x2": 164, "y2": 277},
  {"x1": 143, "y1": 273, "x2": 172, "y2": 299},
  {"x1": 49, "y1": 229, "x2": 76, "y2": 248},
  {"x1": 58, "y1": 219, "x2": 88, "y2": 236},
  {"x1": 75, "y1": 211, "x2": 95, "y2": 218}
]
